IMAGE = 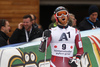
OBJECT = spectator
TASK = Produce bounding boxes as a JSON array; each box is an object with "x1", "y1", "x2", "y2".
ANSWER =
[
  {"x1": 30, "y1": 14, "x2": 43, "y2": 30},
  {"x1": 30, "y1": 14, "x2": 38, "y2": 28},
  {"x1": 0, "y1": 19, "x2": 10, "y2": 46},
  {"x1": 49, "y1": 14, "x2": 58, "y2": 29},
  {"x1": 68, "y1": 13, "x2": 77, "y2": 28},
  {"x1": 78, "y1": 5, "x2": 100, "y2": 31},
  {"x1": 9, "y1": 15, "x2": 43, "y2": 44}
]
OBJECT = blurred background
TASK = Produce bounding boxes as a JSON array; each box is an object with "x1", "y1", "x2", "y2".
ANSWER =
[{"x1": 0, "y1": 0, "x2": 100, "y2": 36}]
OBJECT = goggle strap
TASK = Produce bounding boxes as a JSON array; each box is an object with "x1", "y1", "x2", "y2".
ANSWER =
[{"x1": 54, "y1": 14, "x2": 58, "y2": 22}]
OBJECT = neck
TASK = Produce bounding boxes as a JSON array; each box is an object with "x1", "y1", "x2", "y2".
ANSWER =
[
  {"x1": 58, "y1": 24, "x2": 68, "y2": 29},
  {"x1": 58, "y1": 23, "x2": 68, "y2": 26},
  {"x1": 26, "y1": 26, "x2": 32, "y2": 31}
]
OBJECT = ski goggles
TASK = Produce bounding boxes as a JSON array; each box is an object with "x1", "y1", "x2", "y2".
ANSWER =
[{"x1": 56, "y1": 10, "x2": 68, "y2": 18}]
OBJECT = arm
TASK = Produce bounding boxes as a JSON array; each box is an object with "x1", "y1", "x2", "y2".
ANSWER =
[
  {"x1": 9, "y1": 28, "x2": 22, "y2": 44},
  {"x1": 9, "y1": 22, "x2": 24, "y2": 44},
  {"x1": 69, "y1": 30, "x2": 84, "y2": 67},
  {"x1": 75, "y1": 30, "x2": 84, "y2": 56},
  {"x1": 0, "y1": 37, "x2": 7, "y2": 46}
]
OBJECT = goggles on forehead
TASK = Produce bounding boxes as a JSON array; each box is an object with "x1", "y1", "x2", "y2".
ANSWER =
[{"x1": 56, "y1": 10, "x2": 68, "y2": 18}]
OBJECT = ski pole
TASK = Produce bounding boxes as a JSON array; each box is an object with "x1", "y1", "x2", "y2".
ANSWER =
[{"x1": 44, "y1": 37, "x2": 48, "y2": 67}]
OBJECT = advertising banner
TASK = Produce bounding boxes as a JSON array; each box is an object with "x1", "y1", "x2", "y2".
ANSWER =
[{"x1": 0, "y1": 29, "x2": 100, "y2": 67}]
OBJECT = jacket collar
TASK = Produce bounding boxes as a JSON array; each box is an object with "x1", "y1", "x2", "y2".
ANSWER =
[{"x1": 58, "y1": 24, "x2": 68, "y2": 29}]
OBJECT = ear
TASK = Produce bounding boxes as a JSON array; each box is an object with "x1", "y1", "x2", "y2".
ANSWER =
[{"x1": 1, "y1": 26, "x2": 5, "y2": 31}]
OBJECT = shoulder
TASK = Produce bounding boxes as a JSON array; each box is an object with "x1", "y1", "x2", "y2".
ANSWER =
[
  {"x1": 38, "y1": 28, "x2": 43, "y2": 33},
  {"x1": 78, "y1": 18, "x2": 88, "y2": 28},
  {"x1": 49, "y1": 22, "x2": 54, "y2": 26},
  {"x1": 15, "y1": 28, "x2": 24, "y2": 31},
  {"x1": 68, "y1": 26, "x2": 75, "y2": 30},
  {"x1": 0, "y1": 37, "x2": 7, "y2": 46},
  {"x1": 12, "y1": 28, "x2": 24, "y2": 34},
  {"x1": 0, "y1": 37, "x2": 5, "y2": 41},
  {"x1": 50, "y1": 26, "x2": 58, "y2": 31},
  {"x1": 49, "y1": 22, "x2": 56, "y2": 29},
  {"x1": 32, "y1": 26, "x2": 43, "y2": 34},
  {"x1": 96, "y1": 19, "x2": 100, "y2": 23},
  {"x1": 79, "y1": 19, "x2": 87, "y2": 25},
  {"x1": 68, "y1": 26, "x2": 79, "y2": 33},
  {"x1": 96, "y1": 20, "x2": 100, "y2": 27}
]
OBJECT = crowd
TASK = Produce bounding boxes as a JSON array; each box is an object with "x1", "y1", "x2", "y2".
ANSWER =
[
  {"x1": 0, "y1": 14, "x2": 43, "y2": 46},
  {"x1": 0, "y1": 5, "x2": 100, "y2": 46}
]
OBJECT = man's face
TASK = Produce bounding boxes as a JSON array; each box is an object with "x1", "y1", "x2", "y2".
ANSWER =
[
  {"x1": 90, "y1": 12, "x2": 98, "y2": 22},
  {"x1": 56, "y1": 10, "x2": 68, "y2": 25},
  {"x1": 23, "y1": 18, "x2": 32, "y2": 31},
  {"x1": 4, "y1": 21, "x2": 10, "y2": 34}
]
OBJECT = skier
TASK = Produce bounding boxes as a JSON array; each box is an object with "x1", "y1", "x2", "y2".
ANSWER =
[{"x1": 39, "y1": 6, "x2": 84, "y2": 67}]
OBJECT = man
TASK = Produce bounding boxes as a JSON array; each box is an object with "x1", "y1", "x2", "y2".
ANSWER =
[
  {"x1": 9, "y1": 15, "x2": 43, "y2": 44},
  {"x1": 39, "y1": 6, "x2": 84, "y2": 67},
  {"x1": 30, "y1": 14, "x2": 43, "y2": 30},
  {"x1": 30, "y1": 14, "x2": 38, "y2": 28},
  {"x1": 78, "y1": 5, "x2": 100, "y2": 31},
  {"x1": 0, "y1": 19, "x2": 10, "y2": 46}
]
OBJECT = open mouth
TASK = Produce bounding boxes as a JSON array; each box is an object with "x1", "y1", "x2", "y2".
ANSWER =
[{"x1": 62, "y1": 18, "x2": 65, "y2": 21}]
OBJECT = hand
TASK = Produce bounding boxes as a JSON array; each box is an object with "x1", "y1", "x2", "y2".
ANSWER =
[
  {"x1": 18, "y1": 22, "x2": 24, "y2": 29},
  {"x1": 69, "y1": 56, "x2": 80, "y2": 67},
  {"x1": 43, "y1": 29, "x2": 51, "y2": 37}
]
